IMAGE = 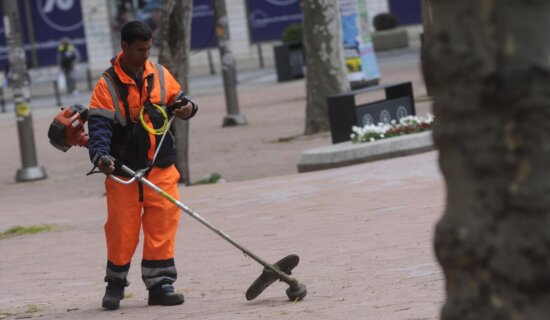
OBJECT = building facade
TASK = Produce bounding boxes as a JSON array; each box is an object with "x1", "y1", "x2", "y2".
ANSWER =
[
  {"x1": 4, "y1": 0, "x2": 418, "y2": 82},
  {"x1": 80, "y1": 0, "x2": 418, "y2": 77}
]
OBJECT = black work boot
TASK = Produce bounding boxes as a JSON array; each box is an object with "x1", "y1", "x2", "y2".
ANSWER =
[
  {"x1": 148, "y1": 284, "x2": 184, "y2": 306},
  {"x1": 102, "y1": 281, "x2": 126, "y2": 310}
]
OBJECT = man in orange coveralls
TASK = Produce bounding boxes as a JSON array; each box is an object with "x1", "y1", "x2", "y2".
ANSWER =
[{"x1": 87, "y1": 21, "x2": 198, "y2": 310}]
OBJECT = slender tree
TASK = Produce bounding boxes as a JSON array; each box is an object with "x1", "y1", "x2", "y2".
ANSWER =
[
  {"x1": 302, "y1": 0, "x2": 349, "y2": 135},
  {"x1": 421, "y1": 0, "x2": 433, "y2": 95},
  {"x1": 424, "y1": 1, "x2": 550, "y2": 319},
  {"x1": 158, "y1": 0, "x2": 193, "y2": 185}
]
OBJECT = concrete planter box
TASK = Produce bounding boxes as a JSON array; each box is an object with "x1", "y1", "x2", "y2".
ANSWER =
[
  {"x1": 372, "y1": 28, "x2": 409, "y2": 51},
  {"x1": 297, "y1": 131, "x2": 434, "y2": 173}
]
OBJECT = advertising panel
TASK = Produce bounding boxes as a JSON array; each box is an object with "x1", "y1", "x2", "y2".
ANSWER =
[
  {"x1": 191, "y1": 0, "x2": 217, "y2": 50},
  {"x1": 0, "y1": 0, "x2": 87, "y2": 70},
  {"x1": 389, "y1": 0, "x2": 422, "y2": 25},
  {"x1": 339, "y1": 0, "x2": 380, "y2": 85},
  {"x1": 246, "y1": 0, "x2": 302, "y2": 43},
  {"x1": 110, "y1": 0, "x2": 216, "y2": 51},
  {"x1": 28, "y1": 0, "x2": 88, "y2": 67}
]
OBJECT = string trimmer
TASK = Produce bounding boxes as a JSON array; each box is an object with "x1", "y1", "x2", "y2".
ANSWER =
[{"x1": 47, "y1": 104, "x2": 307, "y2": 302}]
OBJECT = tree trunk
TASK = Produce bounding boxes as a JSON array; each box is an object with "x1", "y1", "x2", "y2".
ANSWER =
[
  {"x1": 420, "y1": 0, "x2": 433, "y2": 96},
  {"x1": 302, "y1": 0, "x2": 349, "y2": 135},
  {"x1": 158, "y1": 0, "x2": 193, "y2": 185},
  {"x1": 424, "y1": 1, "x2": 550, "y2": 319}
]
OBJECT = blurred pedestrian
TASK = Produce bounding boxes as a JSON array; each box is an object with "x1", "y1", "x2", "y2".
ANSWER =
[{"x1": 57, "y1": 37, "x2": 80, "y2": 94}]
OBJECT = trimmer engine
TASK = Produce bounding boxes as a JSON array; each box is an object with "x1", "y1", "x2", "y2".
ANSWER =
[{"x1": 48, "y1": 104, "x2": 89, "y2": 152}]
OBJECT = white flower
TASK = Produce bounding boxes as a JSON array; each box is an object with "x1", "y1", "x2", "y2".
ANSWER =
[{"x1": 350, "y1": 114, "x2": 435, "y2": 144}]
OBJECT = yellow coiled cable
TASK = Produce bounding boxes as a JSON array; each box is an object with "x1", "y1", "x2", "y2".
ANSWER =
[{"x1": 139, "y1": 103, "x2": 169, "y2": 135}]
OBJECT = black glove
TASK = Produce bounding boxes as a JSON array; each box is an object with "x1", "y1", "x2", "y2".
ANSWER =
[{"x1": 168, "y1": 93, "x2": 198, "y2": 119}]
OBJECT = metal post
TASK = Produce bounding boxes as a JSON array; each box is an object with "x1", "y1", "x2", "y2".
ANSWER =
[
  {"x1": 207, "y1": 50, "x2": 216, "y2": 75},
  {"x1": 0, "y1": 87, "x2": 5, "y2": 113},
  {"x1": 53, "y1": 80, "x2": 62, "y2": 107},
  {"x1": 86, "y1": 67, "x2": 93, "y2": 91},
  {"x1": 212, "y1": 0, "x2": 247, "y2": 127},
  {"x1": 257, "y1": 43, "x2": 264, "y2": 68},
  {"x1": 3, "y1": 0, "x2": 46, "y2": 182},
  {"x1": 22, "y1": 0, "x2": 38, "y2": 68}
]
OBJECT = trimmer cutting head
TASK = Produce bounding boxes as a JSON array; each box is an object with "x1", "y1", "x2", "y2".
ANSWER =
[{"x1": 245, "y1": 254, "x2": 307, "y2": 301}]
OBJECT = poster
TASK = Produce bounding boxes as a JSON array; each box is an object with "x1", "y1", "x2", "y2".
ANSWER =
[
  {"x1": 339, "y1": 0, "x2": 380, "y2": 84},
  {"x1": 190, "y1": 0, "x2": 217, "y2": 50},
  {"x1": 0, "y1": 0, "x2": 88, "y2": 70},
  {"x1": 109, "y1": 0, "x2": 217, "y2": 51},
  {"x1": 246, "y1": 0, "x2": 302, "y2": 43}
]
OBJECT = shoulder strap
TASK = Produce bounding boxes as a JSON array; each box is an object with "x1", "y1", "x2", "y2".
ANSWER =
[
  {"x1": 143, "y1": 62, "x2": 166, "y2": 106},
  {"x1": 103, "y1": 66, "x2": 130, "y2": 126},
  {"x1": 146, "y1": 74, "x2": 154, "y2": 101}
]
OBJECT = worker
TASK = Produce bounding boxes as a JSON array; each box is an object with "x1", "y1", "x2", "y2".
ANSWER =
[
  {"x1": 57, "y1": 37, "x2": 80, "y2": 94},
  {"x1": 87, "y1": 20, "x2": 198, "y2": 310}
]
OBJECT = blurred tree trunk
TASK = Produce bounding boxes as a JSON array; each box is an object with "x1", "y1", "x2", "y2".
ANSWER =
[
  {"x1": 302, "y1": 0, "x2": 349, "y2": 135},
  {"x1": 158, "y1": 0, "x2": 193, "y2": 185},
  {"x1": 424, "y1": 1, "x2": 550, "y2": 319},
  {"x1": 420, "y1": 0, "x2": 433, "y2": 95}
]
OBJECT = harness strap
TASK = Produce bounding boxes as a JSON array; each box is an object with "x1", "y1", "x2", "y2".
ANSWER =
[
  {"x1": 102, "y1": 73, "x2": 126, "y2": 126},
  {"x1": 103, "y1": 67, "x2": 131, "y2": 127},
  {"x1": 103, "y1": 62, "x2": 166, "y2": 126}
]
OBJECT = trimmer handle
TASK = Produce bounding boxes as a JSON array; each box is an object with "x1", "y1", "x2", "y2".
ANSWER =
[
  {"x1": 100, "y1": 155, "x2": 114, "y2": 166},
  {"x1": 100, "y1": 155, "x2": 141, "y2": 185}
]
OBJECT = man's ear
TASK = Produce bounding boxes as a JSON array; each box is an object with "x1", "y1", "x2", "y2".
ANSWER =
[{"x1": 121, "y1": 41, "x2": 129, "y2": 51}]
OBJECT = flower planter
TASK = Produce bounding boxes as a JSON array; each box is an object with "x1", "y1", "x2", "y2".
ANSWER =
[{"x1": 297, "y1": 131, "x2": 434, "y2": 173}]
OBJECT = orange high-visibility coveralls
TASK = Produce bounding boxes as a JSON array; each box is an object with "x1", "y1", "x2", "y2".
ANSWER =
[{"x1": 88, "y1": 52, "x2": 184, "y2": 289}]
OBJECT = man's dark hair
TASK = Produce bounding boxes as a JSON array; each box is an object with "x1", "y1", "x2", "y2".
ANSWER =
[{"x1": 121, "y1": 21, "x2": 152, "y2": 45}]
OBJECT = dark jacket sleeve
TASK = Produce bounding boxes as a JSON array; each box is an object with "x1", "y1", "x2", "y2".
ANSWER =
[{"x1": 88, "y1": 115, "x2": 114, "y2": 165}]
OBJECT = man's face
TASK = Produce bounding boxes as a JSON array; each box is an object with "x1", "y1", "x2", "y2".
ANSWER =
[{"x1": 121, "y1": 38, "x2": 152, "y2": 68}]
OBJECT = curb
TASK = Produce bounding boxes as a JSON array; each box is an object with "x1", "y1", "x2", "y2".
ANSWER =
[{"x1": 297, "y1": 131, "x2": 434, "y2": 173}]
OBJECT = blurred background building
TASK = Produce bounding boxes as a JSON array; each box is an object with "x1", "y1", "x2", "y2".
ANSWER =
[{"x1": 0, "y1": 0, "x2": 422, "y2": 84}]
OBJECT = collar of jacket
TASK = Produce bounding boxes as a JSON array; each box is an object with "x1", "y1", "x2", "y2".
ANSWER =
[{"x1": 110, "y1": 52, "x2": 156, "y2": 85}]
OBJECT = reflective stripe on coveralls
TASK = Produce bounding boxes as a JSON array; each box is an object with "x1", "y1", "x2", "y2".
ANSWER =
[{"x1": 104, "y1": 165, "x2": 181, "y2": 289}]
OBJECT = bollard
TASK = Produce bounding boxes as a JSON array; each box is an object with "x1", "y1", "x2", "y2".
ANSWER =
[
  {"x1": 257, "y1": 44, "x2": 264, "y2": 68},
  {"x1": 0, "y1": 87, "x2": 5, "y2": 113},
  {"x1": 207, "y1": 50, "x2": 216, "y2": 75},
  {"x1": 4, "y1": 0, "x2": 46, "y2": 182},
  {"x1": 53, "y1": 80, "x2": 62, "y2": 107},
  {"x1": 213, "y1": 0, "x2": 247, "y2": 127},
  {"x1": 86, "y1": 67, "x2": 93, "y2": 91}
]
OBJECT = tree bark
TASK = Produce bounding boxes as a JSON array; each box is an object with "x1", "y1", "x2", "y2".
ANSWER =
[
  {"x1": 424, "y1": 1, "x2": 550, "y2": 319},
  {"x1": 420, "y1": 0, "x2": 433, "y2": 96},
  {"x1": 302, "y1": 0, "x2": 349, "y2": 135},
  {"x1": 158, "y1": 0, "x2": 193, "y2": 185}
]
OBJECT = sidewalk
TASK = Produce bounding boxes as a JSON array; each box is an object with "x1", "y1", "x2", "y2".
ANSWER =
[{"x1": 0, "y1": 49, "x2": 444, "y2": 319}]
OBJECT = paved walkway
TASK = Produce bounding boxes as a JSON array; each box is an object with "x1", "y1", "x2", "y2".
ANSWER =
[{"x1": 0, "y1": 49, "x2": 444, "y2": 319}]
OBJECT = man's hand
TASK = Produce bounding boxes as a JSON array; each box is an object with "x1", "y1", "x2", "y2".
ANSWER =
[
  {"x1": 170, "y1": 95, "x2": 198, "y2": 120},
  {"x1": 173, "y1": 101, "x2": 194, "y2": 119},
  {"x1": 98, "y1": 156, "x2": 115, "y2": 175}
]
